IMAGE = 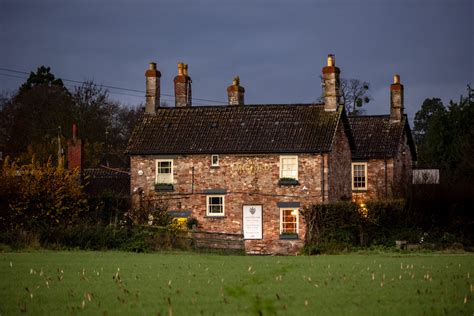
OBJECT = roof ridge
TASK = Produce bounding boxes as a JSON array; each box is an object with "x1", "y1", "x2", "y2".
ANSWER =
[{"x1": 152, "y1": 103, "x2": 325, "y2": 110}]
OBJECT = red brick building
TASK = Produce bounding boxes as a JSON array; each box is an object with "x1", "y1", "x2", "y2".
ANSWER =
[
  {"x1": 126, "y1": 56, "x2": 416, "y2": 254},
  {"x1": 349, "y1": 75, "x2": 417, "y2": 204}
]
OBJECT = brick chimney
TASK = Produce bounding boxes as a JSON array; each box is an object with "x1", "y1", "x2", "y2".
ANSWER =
[
  {"x1": 322, "y1": 54, "x2": 340, "y2": 111},
  {"x1": 174, "y1": 62, "x2": 192, "y2": 107},
  {"x1": 67, "y1": 123, "x2": 83, "y2": 171},
  {"x1": 227, "y1": 76, "x2": 245, "y2": 106},
  {"x1": 145, "y1": 62, "x2": 161, "y2": 114},
  {"x1": 390, "y1": 74, "x2": 404, "y2": 122}
]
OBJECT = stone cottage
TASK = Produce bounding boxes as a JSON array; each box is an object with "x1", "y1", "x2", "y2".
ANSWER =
[
  {"x1": 126, "y1": 55, "x2": 416, "y2": 254},
  {"x1": 349, "y1": 75, "x2": 417, "y2": 203}
]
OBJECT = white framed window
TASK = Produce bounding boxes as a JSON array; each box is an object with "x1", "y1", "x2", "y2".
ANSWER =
[
  {"x1": 211, "y1": 154, "x2": 219, "y2": 167},
  {"x1": 352, "y1": 162, "x2": 367, "y2": 190},
  {"x1": 280, "y1": 208, "x2": 299, "y2": 234},
  {"x1": 155, "y1": 159, "x2": 173, "y2": 184},
  {"x1": 206, "y1": 195, "x2": 225, "y2": 217},
  {"x1": 280, "y1": 155, "x2": 298, "y2": 179}
]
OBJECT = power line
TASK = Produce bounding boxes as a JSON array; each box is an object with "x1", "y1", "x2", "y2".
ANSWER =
[
  {"x1": 0, "y1": 72, "x2": 181, "y2": 104},
  {"x1": 0, "y1": 67, "x2": 226, "y2": 104}
]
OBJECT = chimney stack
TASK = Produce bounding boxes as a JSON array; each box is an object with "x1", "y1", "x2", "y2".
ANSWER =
[
  {"x1": 390, "y1": 74, "x2": 404, "y2": 122},
  {"x1": 227, "y1": 76, "x2": 245, "y2": 106},
  {"x1": 67, "y1": 123, "x2": 83, "y2": 172},
  {"x1": 322, "y1": 54, "x2": 341, "y2": 111},
  {"x1": 145, "y1": 62, "x2": 161, "y2": 114},
  {"x1": 174, "y1": 62, "x2": 192, "y2": 107}
]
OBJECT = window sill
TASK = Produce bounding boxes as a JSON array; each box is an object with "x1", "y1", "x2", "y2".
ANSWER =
[
  {"x1": 154, "y1": 184, "x2": 174, "y2": 192},
  {"x1": 210, "y1": 166, "x2": 220, "y2": 169},
  {"x1": 278, "y1": 178, "x2": 300, "y2": 186},
  {"x1": 352, "y1": 189, "x2": 368, "y2": 192},
  {"x1": 279, "y1": 234, "x2": 299, "y2": 240},
  {"x1": 205, "y1": 215, "x2": 226, "y2": 219}
]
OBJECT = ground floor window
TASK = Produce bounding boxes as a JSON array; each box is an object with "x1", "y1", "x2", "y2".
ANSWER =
[
  {"x1": 280, "y1": 208, "x2": 298, "y2": 234},
  {"x1": 206, "y1": 195, "x2": 225, "y2": 216},
  {"x1": 352, "y1": 162, "x2": 367, "y2": 190}
]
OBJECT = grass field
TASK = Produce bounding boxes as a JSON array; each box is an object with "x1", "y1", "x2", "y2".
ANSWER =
[{"x1": 0, "y1": 251, "x2": 473, "y2": 315}]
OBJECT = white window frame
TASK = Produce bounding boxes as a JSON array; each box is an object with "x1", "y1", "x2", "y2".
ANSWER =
[
  {"x1": 211, "y1": 154, "x2": 219, "y2": 167},
  {"x1": 352, "y1": 162, "x2": 368, "y2": 190},
  {"x1": 155, "y1": 159, "x2": 173, "y2": 184},
  {"x1": 279, "y1": 208, "x2": 299, "y2": 234},
  {"x1": 279, "y1": 155, "x2": 298, "y2": 179},
  {"x1": 206, "y1": 195, "x2": 225, "y2": 217}
]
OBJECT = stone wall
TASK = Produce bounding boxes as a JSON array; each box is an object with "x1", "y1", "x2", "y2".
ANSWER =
[
  {"x1": 130, "y1": 153, "x2": 329, "y2": 254},
  {"x1": 393, "y1": 133, "x2": 413, "y2": 198},
  {"x1": 328, "y1": 121, "x2": 352, "y2": 201},
  {"x1": 352, "y1": 158, "x2": 394, "y2": 203}
]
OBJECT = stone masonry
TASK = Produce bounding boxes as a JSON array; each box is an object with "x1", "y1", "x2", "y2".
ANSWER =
[{"x1": 131, "y1": 146, "x2": 351, "y2": 254}]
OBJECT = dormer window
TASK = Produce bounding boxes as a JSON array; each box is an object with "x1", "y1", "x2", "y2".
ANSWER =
[{"x1": 211, "y1": 155, "x2": 219, "y2": 167}]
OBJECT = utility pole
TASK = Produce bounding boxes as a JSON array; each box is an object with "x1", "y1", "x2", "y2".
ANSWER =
[{"x1": 57, "y1": 126, "x2": 61, "y2": 165}]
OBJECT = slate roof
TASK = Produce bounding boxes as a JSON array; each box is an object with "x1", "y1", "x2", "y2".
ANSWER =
[
  {"x1": 348, "y1": 115, "x2": 416, "y2": 160},
  {"x1": 82, "y1": 167, "x2": 130, "y2": 196},
  {"x1": 127, "y1": 104, "x2": 346, "y2": 155}
]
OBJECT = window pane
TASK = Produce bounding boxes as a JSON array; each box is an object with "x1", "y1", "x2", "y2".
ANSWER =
[
  {"x1": 281, "y1": 209, "x2": 297, "y2": 233},
  {"x1": 208, "y1": 196, "x2": 224, "y2": 215},
  {"x1": 281, "y1": 157, "x2": 297, "y2": 178},
  {"x1": 210, "y1": 197, "x2": 222, "y2": 205},
  {"x1": 353, "y1": 164, "x2": 366, "y2": 188}
]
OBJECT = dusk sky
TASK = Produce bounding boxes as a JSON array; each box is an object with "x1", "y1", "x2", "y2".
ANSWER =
[{"x1": 1, "y1": 0, "x2": 472, "y2": 122}]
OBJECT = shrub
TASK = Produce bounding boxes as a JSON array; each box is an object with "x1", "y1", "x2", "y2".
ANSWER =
[
  {"x1": 302, "y1": 199, "x2": 413, "y2": 253},
  {"x1": 0, "y1": 157, "x2": 87, "y2": 231}
]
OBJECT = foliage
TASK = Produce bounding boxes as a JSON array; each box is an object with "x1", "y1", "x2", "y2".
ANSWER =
[
  {"x1": 414, "y1": 96, "x2": 474, "y2": 182},
  {"x1": 0, "y1": 67, "x2": 74, "y2": 165},
  {"x1": 0, "y1": 67, "x2": 142, "y2": 168},
  {"x1": 186, "y1": 217, "x2": 199, "y2": 230},
  {"x1": 128, "y1": 193, "x2": 172, "y2": 226},
  {"x1": 301, "y1": 200, "x2": 409, "y2": 251},
  {"x1": 0, "y1": 157, "x2": 88, "y2": 231},
  {"x1": 71, "y1": 81, "x2": 142, "y2": 168},
  {"x1": 319, "y1": 77, "x2": 371, "y2": 115},
  {"x1": 340, "y1": 78, "x2": 371, "y2": 115},
  {"x1": 19, "y1": 66, "x2": 65, "y2": 92}
]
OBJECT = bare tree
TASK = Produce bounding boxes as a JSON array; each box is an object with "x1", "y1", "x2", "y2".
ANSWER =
[
  {"x1": 318, "y1": 77, "x2": 371, "y2": 115},
  {"x1": 340, "y1": 78, "x2": 371, "y2": 115}
]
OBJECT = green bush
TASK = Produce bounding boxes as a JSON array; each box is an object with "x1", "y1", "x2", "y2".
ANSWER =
[{"x1": 302, "y1": 199, "x2": 414, "y2": 253}]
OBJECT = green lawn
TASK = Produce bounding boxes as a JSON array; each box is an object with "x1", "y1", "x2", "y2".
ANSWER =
[{"x1": 0, "y1": 251, "x2": 472, "y2": 315}]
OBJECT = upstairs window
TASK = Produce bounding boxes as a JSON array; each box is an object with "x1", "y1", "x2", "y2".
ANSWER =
[
  {"x1": 352, "y1": 163, "x2": 367, "y2": 190},
  {"x1": 206, "y1": 195, "x2": 225, "y2": 217},
  {"x1": 280, "y1": 155, "x2": 298, "y2": 179},
  {"x1": 211, "y1": 155, "x2": 219, "y2": 167},
  {"x1": 156, "y1": 159, "x2": 173, "y2": 184}
]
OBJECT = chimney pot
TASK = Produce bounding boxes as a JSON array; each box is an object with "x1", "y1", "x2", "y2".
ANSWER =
[
  {"x1": 327, "y1": 54, "x2": 335, "y2": 67},
  {"x1": 177, "y1": 63, "x2": 184, "y2": 76},
  {"x1": 390, "y1": 74, "x2": 404, "y2": 122},
  {"x1": 183, "y1": 64, "x2": 189, "y2": 76},
  {"x1": 322, "y1": 54, "x2": 341, "y2": 111},
  {"x1": 174, "y1": 62, "x2": 192, "y2": 107},
  {"x1": 394, "y1": 74, "x2": 400, "y2": 84},
  {"x1": 227, "y1": 76, "x2": 245, "y2": 106},
  {"x1": 145, "y1": 61, "x2": 161, "y2": 113}
]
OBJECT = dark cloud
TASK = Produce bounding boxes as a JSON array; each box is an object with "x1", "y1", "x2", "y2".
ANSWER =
[{"x1": 1, "y1": 0, "x2": 472, "y2": 121}]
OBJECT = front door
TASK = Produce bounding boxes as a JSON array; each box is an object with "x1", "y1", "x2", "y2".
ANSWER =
[{"x1": 243, "y1": 205, "x2": 263, "y2": 239}]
